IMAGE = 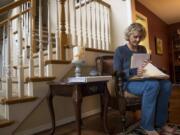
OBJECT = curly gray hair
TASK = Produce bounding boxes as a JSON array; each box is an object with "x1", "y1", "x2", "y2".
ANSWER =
[{"x1": 124, "y1": 23, "x2": 146, "y2": 41}]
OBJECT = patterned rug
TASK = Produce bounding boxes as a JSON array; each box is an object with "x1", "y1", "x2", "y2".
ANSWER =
[{"x1": 119, "y1": 123, "x2": 180, "y2": 135}]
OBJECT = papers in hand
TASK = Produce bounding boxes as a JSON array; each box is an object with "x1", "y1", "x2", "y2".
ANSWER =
[
  {"x1": 131, "y1": 53, "x2": 150, "y2": 68},
  {"x1": 67, "y1": 75, "x2": 112, "y2": 83},
  {"x1": 130, "y1": 63, "x2": 169, "y2": 80}
]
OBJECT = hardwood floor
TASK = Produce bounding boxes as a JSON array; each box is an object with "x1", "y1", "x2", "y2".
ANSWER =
[
  {"x1": 36, "y1": 111, "x2": 137, "y2": 135},
  {"x1": 36, "y1": 85, "x2": 180, "y2": 135},
  {"x1": 169, "y1": 84, "x2": 180, "y2": 124}
]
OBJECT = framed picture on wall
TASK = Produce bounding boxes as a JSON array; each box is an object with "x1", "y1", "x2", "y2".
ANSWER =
[{"x1": 155, "y1": 37, "x2": 163, "y2": 55}]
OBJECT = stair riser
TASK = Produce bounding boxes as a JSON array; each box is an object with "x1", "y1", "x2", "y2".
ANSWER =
[
  {"x1": 0, "y1": 104, "x2": 5, "y2": 119},
  {"x1": 1, "y1": 82, "x2": 28, "y2": 97}
]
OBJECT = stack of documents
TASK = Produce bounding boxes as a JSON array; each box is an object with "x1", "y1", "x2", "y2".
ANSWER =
[{"x1": 67, "y1": 75, "x2": 112, "y2": 83}]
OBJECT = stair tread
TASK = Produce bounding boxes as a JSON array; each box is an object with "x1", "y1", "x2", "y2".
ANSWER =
[
  {"x1": 0, "y1": 96, "x2": 37, "y2": 105},
  {"x1": 25, "y1": 76, "x2": 56, "y2": 82},
  {"x1": 0, "y1": 119, "x2": 14, "y2": 128},
  {"x1": 45, "y1": 60, "x2": 71, "y2": 65}
]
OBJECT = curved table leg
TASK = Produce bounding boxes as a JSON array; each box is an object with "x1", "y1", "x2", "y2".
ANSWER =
[
  {"x1": 103, "y1": 83, "x2": 111, "y2": 134},
  {"x1": 100, "y1": 94, "x2": 104, "y2": 118},
  {"x1": 73, "y1": 85, "x2": 83, "y2": 135},
  {"x1": 47, "y1": 89, "x2": 55, "y2": 135}
]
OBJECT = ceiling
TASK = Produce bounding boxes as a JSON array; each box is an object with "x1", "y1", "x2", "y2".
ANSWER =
[{"x1": 137, "y1": 0, "x2": 180, "y2": 24}]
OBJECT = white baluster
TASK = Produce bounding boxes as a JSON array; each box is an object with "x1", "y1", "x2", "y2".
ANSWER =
[
  {"x1": 25, "y1": 3, "x2": 30, "y2": 62},
  {"x1": 89, "y1": 0, "x2": 93, "y2": 48},
  {"x1": 107, "y1": 8, "x2": 111, "y2": 50},
  {"x1": 47, "y1": 0, "x2": 52, "y2": 60},
  {"x1": 38, "y1": 0, "x2": 44, "y2": 77},
  {"x1": 79, "y1": 0, "x2": 83, "y2": 47},
  {"x1": 39, "y1": 0, "x2": 44, "y2": 77},
  {"x1": 56, "y1": 0, "x2": 60, "y2": 60},
  {"x1": 17, "y1": 7, "x2": 24, "y2": 97},
  {"x1": 29, "y1": 2, "x2": 34, "y2": 78},
  {"x1": 67, "y1": 0, "x2": 72, "y2": 45},
  {"x1": 85, "y1": 0, "x2": 89, "y2": 48},
  {"x1": 94, "y1": 1, "x2": 98, "y2": 49},
  {"x1": 73, "y1": 0, "x2": 77, "y2": 45},
  {"x1": 6, "y1": 22, "x2": 12, "y2": 98},
  {"x1": 98, "y1": 1, "x2": 102, "y2": 49},
  {"x1": 103, "y1": 6, "x2": 106, "y2": 50},
  {"x1": 2, "y1": 26, "x2": 6, "y2": 79}
]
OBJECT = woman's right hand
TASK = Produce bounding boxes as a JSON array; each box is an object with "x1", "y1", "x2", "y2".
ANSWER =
[
  {"x1": 137, "y1": 66, "x2": 144, "y2": 76},
  {"x1": 137, "y1": 60, "x2": 150, "y2": 76}
]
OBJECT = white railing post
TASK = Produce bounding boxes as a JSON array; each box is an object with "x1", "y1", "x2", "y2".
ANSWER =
[
  {"x1": 66, "y1": 0, "x2": 72, "y2": 45},
  {"x1": 73, "y1": 0, "x2": 77, "y2": 45},
  {"x1": 46, "y1": 0, "x2": 52, "y2": 77},
  {"x1": 98, "y1": 1, "x2": 102, "y2": 49},
  {"x1": 107, "y1": 8, "x2": 111, "y2": 50},
  {"x1": 2, "y1": 26, "x2": 6, "y2": 80},
  {"x1": 89, "y1": 0, "x2": 93, "y2": 48},
  {"x1": 47, "y1": 0, "x2": 52, "y2": 60},
  {"x1": 85, "y1": 0, "x2": 89, "y2": 48},
  {"x1": 94, "y1": 1, "x2": 98, "y2": 49},
  {"x1": 25, "y1": 3, "x2": 30, "y2": 64},
  {"x1": 79, "y1": 0, "x2": 83, "y2": 47},
  {"x1": 17, "y1": 6, "x2": 24, "y2": 97},
  {"x1": 55, "y1": 0, "x2": 60, "y2": 60},
  {"x1": 103, "y1": 6, "x2": 106, "y2": 50},
  {"x1": 29, "y1": 0, "x2": 35, "y2": 78},
  {"x1": 6, "y1": 22, "x2": 12, "y2": 98},
  {"x1": 38, "y1": 0, "x2": 44, "y2": 77}
]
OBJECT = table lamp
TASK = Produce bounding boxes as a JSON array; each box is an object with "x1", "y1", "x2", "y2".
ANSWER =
[{"x1": 72, "y1": 46, "x2": 85, "y2": 77}]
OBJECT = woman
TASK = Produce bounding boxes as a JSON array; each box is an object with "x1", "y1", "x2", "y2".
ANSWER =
[{"x1": 113, "y1": 23, "x2": 174, "y2": 135}]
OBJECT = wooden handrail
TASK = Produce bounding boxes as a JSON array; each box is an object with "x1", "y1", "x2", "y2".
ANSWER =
[
  {"x1": 0, "y1": 0, "x2": 30, "y2": 14},
  {"x1": 76, "y1": 0, "x2": 111, "y2": 9},
  {"x1": 0, "y1": 9, "x2": 30, "y2": 26}
]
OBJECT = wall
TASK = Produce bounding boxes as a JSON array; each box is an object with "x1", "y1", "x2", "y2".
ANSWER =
[
  {"x1": 135, "y1": 1, "x2": 170, "y2": 73},
  {"x1": 104, "y1": 0, "x2": 133, "y2": 50},
  {"x1": 168, "y1": 23, "x2": 180, "y2": 36}
]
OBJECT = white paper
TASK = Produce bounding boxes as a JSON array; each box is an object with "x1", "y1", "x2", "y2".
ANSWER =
[
  {"x1": 130, "y1": 63, "x2": 169, "y2": 80},
  {"x1": 131, "y1": 53, "x2": 150, "y2": 68},
  {"x1": 143, "y1": 63, "x2": 169, "y2": 78},
  {"x1": 67, "y1": 75, "x2": 112, "y2": 83}
]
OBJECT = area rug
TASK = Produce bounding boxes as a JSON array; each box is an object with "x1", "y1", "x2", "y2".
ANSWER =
[{"x1": 119, "y1": 123, "x2": 180, "y2": 135}]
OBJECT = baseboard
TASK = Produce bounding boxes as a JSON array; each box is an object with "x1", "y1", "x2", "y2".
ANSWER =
[{"x1": 15, "y1": 108, "x2": 100, "y2": 135}]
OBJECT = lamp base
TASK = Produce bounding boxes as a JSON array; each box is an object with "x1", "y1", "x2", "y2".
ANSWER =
[{"x1": 72, "y1": 60, "x2": 85, "y2": 77}]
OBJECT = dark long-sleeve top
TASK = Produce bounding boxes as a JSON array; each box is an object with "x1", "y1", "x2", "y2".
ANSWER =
[{"x1": 113, "y1": 44, "x2": 147, "y2": 80}]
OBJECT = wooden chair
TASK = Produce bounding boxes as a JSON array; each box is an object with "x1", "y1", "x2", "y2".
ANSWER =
[{"x1": 96, "y1": 55, "x2": 141, "y2": 134}]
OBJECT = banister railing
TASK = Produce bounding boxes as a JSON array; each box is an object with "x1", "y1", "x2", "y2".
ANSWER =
[
  {"x1": 0, "y1": 0, "x2": 30, "y2": 13},
  {"x1": 0, "y1": 0, "x2": 33, "y2": 100},
  {"x1": 0, "y1": 0, "x2": 111, "y2": 101},
  {"x1": 69, "y1": 0, "x2": 111, "y2": 50}
]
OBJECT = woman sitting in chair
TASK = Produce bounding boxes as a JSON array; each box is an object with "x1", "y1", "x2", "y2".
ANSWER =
[{"x1": 113, "y1": 23, "x2": 174, "y2": 135}]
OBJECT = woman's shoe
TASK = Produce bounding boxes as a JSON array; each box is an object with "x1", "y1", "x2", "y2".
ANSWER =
[
  {"x1": 145, "y1": 130, "x2": 159, "y2": 135},
  {"x1": 161, "y1": 125, "x2": 176, "y2": 133}
]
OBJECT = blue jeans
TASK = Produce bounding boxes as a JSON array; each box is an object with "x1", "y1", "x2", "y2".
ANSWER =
[{"x1": 126, "y1": 79, "x2": 172, "y2": 131}]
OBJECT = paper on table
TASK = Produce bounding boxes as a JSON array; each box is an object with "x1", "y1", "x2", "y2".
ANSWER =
[
  {"x1": 67, "y1": 75, "x2": 112, "y2": 83},
  {"x1": 131, "y1": 53, "x2": 150, "y2": 68}
]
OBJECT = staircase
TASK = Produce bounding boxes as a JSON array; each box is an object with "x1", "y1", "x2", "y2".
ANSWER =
[{"x1": 0, "y1": 0, "x2": 112, "y2": 134}]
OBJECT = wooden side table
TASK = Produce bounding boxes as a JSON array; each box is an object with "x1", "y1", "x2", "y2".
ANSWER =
[{"x1": 47, "y1": 77, "x2": 111, "y2": 135}]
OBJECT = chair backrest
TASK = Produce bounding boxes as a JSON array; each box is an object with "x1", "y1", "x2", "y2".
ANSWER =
[
  {"x1": 96, "y1": 55, "x2": 114, "y2": 76},
  {"x1": 95, "y1": 55, "x2": 141, "y2": 110}
]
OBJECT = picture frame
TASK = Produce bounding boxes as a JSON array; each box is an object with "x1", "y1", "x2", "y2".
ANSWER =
[{"x1": 155, "y1": 37, "x2": 163, "y2": 55}]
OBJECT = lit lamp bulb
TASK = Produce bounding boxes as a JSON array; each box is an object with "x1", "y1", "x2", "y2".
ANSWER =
[
  {"x1": 72, "y1": 46, "x2": 85, "y2": 77},
  {"x1": 72, "y1": 46, "x2": 85, "y2": 62}
]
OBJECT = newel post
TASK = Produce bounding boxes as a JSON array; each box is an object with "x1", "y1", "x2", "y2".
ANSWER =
[{"x1": 59, "y1": 0, "x2": 67, "y2": 60}]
